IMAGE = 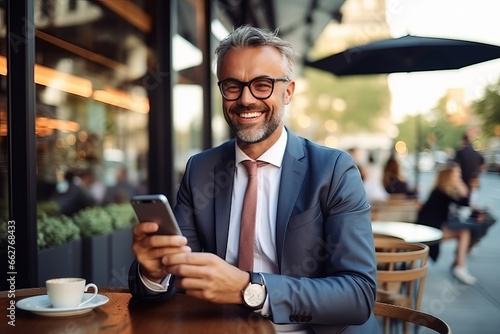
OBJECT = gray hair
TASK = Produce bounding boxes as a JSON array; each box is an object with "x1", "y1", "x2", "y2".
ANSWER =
[{"x1": 215, "y1": 25, "x2": 297, "y2": 78}]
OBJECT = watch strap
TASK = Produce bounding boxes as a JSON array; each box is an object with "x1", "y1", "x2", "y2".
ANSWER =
[{"x1": 248, "y1": 271, "x2": 264, "y2": 285}]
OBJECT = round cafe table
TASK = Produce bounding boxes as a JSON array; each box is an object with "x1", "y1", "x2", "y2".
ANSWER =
[
  {"x1": 1, "y1": 287, "x2": 275, "y2": 333},
  {"x1": 372, "y1": 221, "x2": 443, "y2": 245}
]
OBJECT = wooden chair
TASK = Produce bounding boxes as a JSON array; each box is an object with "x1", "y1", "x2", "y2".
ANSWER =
[
  {"x1": 374, "y1": 238, "x2": 429, "y2": 334},
  {"x1": 373, "y1": 302, "x2": 451, "y2": 334},
  {"x1": 370, "y1": 194, "x2": 421, "y2": 222}
]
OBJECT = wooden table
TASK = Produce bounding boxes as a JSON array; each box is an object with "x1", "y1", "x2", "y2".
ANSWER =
[
  {"x1": 372, "y1": 221, "x2": 443, "y2": 245},
  {"x1": 1, "y1": 288, "x2": 275, "y2": 333}
]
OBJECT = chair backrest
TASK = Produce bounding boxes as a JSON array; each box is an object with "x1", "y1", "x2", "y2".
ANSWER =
[
  {"x1": 373, "y1": 302, "x2": 451, "y2": 334},
  {"x1": 370, "y1": 194, "x2": 421, "y2": 222},
  {"x1": 374, "y1": 237, "x2": 429, "y2": 311}
]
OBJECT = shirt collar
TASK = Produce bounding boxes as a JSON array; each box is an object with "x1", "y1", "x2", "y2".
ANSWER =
[{"x1": 235, "y1": 126, "x2": 287, "y2": 168}]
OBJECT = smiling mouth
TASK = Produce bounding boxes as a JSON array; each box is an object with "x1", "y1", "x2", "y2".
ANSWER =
[{"x1": 238, "y1": 111, "x2": 263, "y2": 119}]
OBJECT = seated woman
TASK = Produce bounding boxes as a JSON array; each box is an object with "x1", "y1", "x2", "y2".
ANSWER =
[
  {"x1": 417, "y1": 162, "x2": 476, "y2": 285},
  {"x1": 382, "y1": 155, "x2": 416, "y2": 197}
]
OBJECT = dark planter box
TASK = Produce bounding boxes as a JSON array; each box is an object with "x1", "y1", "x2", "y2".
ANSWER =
[
  {"x1": 38, "y1": 239, "x2": 83, "y2": 286},
  {"x1": 108, "y1": 226, "x2": 135, "y2": 287},
  {"x1": 82, "y1": 234, "x2": 111, "y2": 287}
]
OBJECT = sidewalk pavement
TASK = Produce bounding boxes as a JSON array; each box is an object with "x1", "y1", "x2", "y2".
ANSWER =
[{"x1": 419, "y1": 172, "x2": 500, "y2": 334}]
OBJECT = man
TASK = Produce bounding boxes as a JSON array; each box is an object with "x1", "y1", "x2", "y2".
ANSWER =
[
  {"x1": 454, "y1": 134, "x2": 485, "y2": 189},
  {"x1": 129, "y1": 25, "x2": 378, "y2": 333}
]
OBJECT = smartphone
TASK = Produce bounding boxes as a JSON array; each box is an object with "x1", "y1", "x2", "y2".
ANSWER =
[{"x1": 131, "y1": 194, "x2": 182, "y2": 235}]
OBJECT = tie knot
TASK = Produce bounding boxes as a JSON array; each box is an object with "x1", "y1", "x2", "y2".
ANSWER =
[{"x1": 241, "y1": 160, "x2": 268, "y2": 177}]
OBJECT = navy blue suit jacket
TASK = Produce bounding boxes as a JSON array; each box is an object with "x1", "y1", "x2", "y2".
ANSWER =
[{"x1": 129, "y1": 129, "x2": 379, "y2": 333}]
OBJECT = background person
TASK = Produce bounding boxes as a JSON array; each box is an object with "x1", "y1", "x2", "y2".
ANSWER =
[
  {"x1": 347, "y1": 147, "x2": 366, "y2": 181},
  {"x1": 129, "y1": 25, "x2": 378, "y2": 333},
  {"x1": 103, "y1": 165, "x2": 140, "y2": 204},
  {"x1": 453, "y1": 134, "x2": 485, "y2": 191},
  {"x1": 50, "y1": 169, "x2": 96, "y2": 216},
  {"x1": 79, "y1": 168, "x2": 107, "y2": 205},
  {"x1": 417, "y1": 162, "x2": 476, "y2": 285},
  {"x1": 362, "y1": 151, "x2": 388, "y2": 203},
  {"x1": 382, "y1": 154, "x2": 416, "y2": 197}
]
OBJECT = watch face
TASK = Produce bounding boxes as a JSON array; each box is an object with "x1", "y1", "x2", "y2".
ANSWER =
[{"x1": 244, "y1": 284, "x2": 266, "y2": 307}]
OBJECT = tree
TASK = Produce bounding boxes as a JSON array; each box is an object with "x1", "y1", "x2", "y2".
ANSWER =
[
  {"x1": 395, "y1": 95, "x2": 467, "y2": 154},
  {"x1": 473, "y1": 78, "x2": 500, "y2": 138},
  {"x1": 289, "y1": 68, "x2": 391, "y2": 143},
  {"x1": 424, "y1": 96, "x2": 467, "y2": 151}
]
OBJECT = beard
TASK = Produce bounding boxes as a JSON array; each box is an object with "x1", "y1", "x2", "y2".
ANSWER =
[{"x1": 225, "y1": 94, "x2": 286, "y2": 144}]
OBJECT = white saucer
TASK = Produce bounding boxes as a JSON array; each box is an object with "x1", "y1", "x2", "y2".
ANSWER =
[{"x1": 16, "y1": 293, "x2": 109, "y2": 317}]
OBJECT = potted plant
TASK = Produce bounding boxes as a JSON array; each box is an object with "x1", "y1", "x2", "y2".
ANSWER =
[
  {"x1": 37, "y1": 213, "x2": 82, "y2": 286},
  {"x1": 73, "y1": 206, "x2": 114, "y2": 286},
  {"x1": 104, "y1": 203, "x2": 138, "y2": 287}
]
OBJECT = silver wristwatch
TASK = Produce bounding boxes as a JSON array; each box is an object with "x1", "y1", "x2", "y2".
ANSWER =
[{"x1": 242, "y1": 272, "x2": 266, "y2": 310}]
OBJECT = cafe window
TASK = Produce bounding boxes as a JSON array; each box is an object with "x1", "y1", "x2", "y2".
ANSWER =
[
  {"x1": 33, "y1": 1, "x2": 151, "y2": 215},
  {"x1": 0, "y1": 0, "x2": 233, "y2": 289},
  {"x1": 174, "y1": 0, "x2": 214, "y2": 182}
]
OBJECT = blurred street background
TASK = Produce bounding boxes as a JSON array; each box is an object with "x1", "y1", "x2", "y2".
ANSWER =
[{"x1": 414, "y1": 169, "x2": 500, "y2": 334}]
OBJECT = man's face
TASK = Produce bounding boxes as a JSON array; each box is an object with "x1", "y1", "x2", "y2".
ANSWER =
[{"x1": 217, "y1": 46, "x2": 294, "y2": 144}]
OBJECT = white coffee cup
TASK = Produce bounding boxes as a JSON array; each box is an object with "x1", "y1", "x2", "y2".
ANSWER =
[{"x1": 46, "y1": 278, "x2": 98, "y2": 309}]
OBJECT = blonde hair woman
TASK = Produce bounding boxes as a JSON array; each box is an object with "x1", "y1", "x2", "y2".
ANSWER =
[{"x1": 417, "y1": 162, "x2": 476, "y2": 285}]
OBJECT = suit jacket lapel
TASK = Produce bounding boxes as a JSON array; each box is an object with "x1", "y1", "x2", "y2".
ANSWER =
[
  {"x1": 276, "y1": 131, "x2": 307, "y2": 268},
  {"x1": 214, "y1": 140, "x2": 236, "y2": 258}
]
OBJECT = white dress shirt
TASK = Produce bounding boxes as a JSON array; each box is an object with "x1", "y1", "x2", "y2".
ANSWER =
[{"x1": 227, "y1": 128, "x2": 286, "y2": 274}]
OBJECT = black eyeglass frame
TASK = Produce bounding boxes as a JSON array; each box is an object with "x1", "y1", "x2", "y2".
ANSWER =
[{"x1": 217, "y1": 77, "x2": 290, "y2": 101}]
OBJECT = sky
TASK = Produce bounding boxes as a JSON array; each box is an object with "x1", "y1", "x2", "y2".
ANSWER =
[{"x1": 385, "y1": 0, "x2": 500, "y2": 122}]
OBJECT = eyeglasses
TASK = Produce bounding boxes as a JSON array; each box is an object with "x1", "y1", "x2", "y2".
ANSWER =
[{"x1": 217, "y1": 77, "x2": 289, "y2": 101}]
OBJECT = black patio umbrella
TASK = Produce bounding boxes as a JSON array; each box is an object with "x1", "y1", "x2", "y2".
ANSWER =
[{"x1": 305, "y1": 35, "x2": 500, "y2": 76}]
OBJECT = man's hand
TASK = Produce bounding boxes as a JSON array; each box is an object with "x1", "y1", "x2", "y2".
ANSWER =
[
  {"x1": 163, "y1": 252, "x2": 250, "y2": 304},
  {"x1": 132, "y1": 222, "x2": 191, "y2": 283}
]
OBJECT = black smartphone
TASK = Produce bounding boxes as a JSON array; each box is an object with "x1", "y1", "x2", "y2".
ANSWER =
[{"x1": 131, "y1": 194, "x2": 182, "y2": 235}]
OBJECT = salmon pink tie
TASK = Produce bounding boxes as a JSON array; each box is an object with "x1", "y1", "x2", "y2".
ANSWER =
[{"x1": 238, "y1": 160, "x2": 268, "y2": 271}]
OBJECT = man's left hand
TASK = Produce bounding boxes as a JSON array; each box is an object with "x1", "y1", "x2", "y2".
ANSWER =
[{"x1": 162, "y1": 252, "x2": 250, "y2": 304}]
